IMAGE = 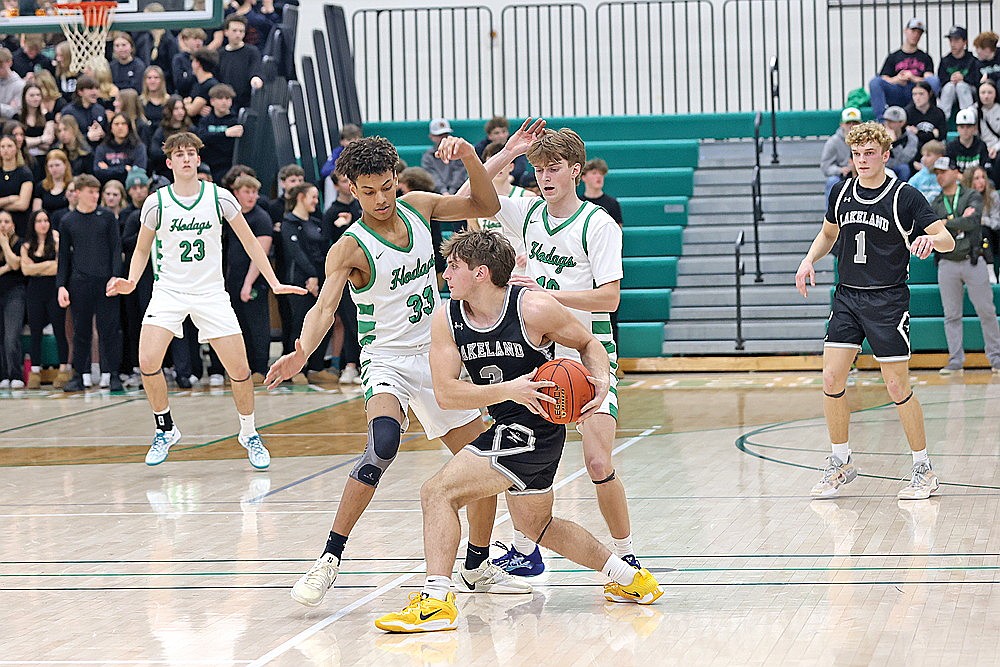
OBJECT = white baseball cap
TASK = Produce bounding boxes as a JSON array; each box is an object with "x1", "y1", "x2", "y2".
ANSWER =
[
  {"x1": 429, "y1": 118, "x2": 453, "y2": 136},
  {"x1": 956, "y1": 107, "x2": 977, "y2": 126}
]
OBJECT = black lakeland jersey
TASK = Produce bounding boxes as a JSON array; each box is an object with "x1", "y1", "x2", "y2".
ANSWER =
[
  {"x1": 826, "y1": 177, "x2": 939, "y2": 289},
  {"x1": 448, "y1": 285, "x2": 554, "y2": 423}
]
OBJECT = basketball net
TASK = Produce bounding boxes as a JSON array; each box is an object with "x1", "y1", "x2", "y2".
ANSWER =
[{"x1": 54, "y1": 2, "x2": 118, "y2": 74}]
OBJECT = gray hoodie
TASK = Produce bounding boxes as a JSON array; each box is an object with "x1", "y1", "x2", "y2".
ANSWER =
[
  {"x1": 979, "y1": 103, "x2": 1000, "y2": 153},
  {"x1": 0, "y1": 70, "x2": 23, "y2": 119},
  {"x1": 820, "y1": 126, "x2": 852, "y2": 177}
]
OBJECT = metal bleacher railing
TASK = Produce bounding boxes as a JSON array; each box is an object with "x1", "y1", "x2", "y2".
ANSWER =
[{"x1": 347, "y1": 0, "x2": 995, "y2": 122}]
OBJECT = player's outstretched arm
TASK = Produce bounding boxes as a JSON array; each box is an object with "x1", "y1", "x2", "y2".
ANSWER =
[
  {"x1": 909, "y1": 219, "x2": 955, "y2": 258},
  {"x1": 428, "y1": 307, "x2": 556, "y2": 414},
  {"x1": 456, "y1": 118, "x2": 547, "y2": 198},
  {"x1": 265, "y1": 239, "x2": 355, "y2": 389},
  {"x1": 509, "y1": 275, "x2": 621, "y2": 313},
  {"x1": 405, "y1": 136, "x2": 500, "y2": 222},
  {"x1": 522, "y1": 290, "x2": 610, "y2": 421},
  {"x1": 107, "y1": 225, "x2": 155, "y2": 296},
  {"x1": 795, "y1": 220, "x2": 840, "y2": 298},
  {"x1": 228, "y1": 210, "x2": 307, "y2": 296}
]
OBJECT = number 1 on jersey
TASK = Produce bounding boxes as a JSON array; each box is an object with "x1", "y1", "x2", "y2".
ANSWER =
[{"x1": 853, "y1": 230, "x2": 867, "y2": 264}]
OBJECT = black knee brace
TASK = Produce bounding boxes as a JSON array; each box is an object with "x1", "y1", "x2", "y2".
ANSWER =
[
  {"x1": 350, "y1": 416, "x2": 401, "y2": 487},
  {"x1": 231, "y1": 373, "x2": 251, "y2": 383},
  {"x1": 824, "y1": 388, "x2": 846, "y2": 398},
  {"x1": 894, "y1": 391, "x2": 914, "y2": 406},
  {"x1": 593, "y1": 470, "x2": 616, "y2": 485},
  {"x1": 140, "y1": 369, "x2": 163, "y2": 377}
]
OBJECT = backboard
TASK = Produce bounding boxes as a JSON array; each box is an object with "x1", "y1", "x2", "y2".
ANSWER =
[{"x1": 0, "y1": 0, "x2": 224, "y2": 33}]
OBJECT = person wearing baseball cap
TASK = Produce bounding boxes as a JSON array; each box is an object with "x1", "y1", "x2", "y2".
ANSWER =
[
  {"x1": 937, "y1": 25, "x2": 980, "y2": 120},
  {"x1": 821, "y1": 107, "x2": 863, "y2": 200},
  {"x1": 946, "y1": 107, "x2": 990, "y2": 172},
  {"x1": 870, "y1": 18, "x2": 940, "y2": 121},
  {"x1": 882, "y1": 106, "x2": 917, "y2": 179},
  {"x1": 422, "y1": 118, "x2": 468, "y2": 194},
  {"x1": 930, "y1": 153, "x2": 1000, "y2": 375}
]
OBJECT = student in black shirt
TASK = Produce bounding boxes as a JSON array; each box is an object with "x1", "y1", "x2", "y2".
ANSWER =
[
  {"x1": 195, "y1": 84, "x2": 243, "y2": 184},
  {"x1": 581, "y1": 158, "x2": 624, "y2": 226},
  {"x1": 227, "y1": 173, "x2": 272, "y2": 379},
  {"x1": 56, "y1": 174, "x2": 123, "y2": 392},
  {"x1": 171, "y1": 28, "x2": 206, "y2": 98},
  {"x1": 0, "y1": 134, "x2": 33, "y2": 237},
  {"x1": 110, "y1": 34, "x2": 146, "y2": 93},
  {"x1": 937, "y1": 26, "x2": 980, "y2": 120},
  {"x1": 54, "y1": 116, "x2": 93, "y2": 178},
  {"x1": 904, "y1": 81, "x2": 947, "y2": 156},
  {"x1": 94, "y1": 113, "x2": 148, "y2": 186},
  {"x1": 184, "y1": 48, "x2": 220, "y2": 120},
  {"x1": 139, "y1": 66, "x2": 169, "y2": 127},
  {"x1": 280, "y1": 183, "x2": 335, "y2": 382},
  {"x1": 320, "y1": 171, "x2": 362, "y2": 384},
  {"x1": 61, "y1": 76, "x2": 107, "y2": 146},
  {"x1": 135, "y1": 26, "x2": 179, "y2": 90},
  {"x1": 973, "y1": 31, "x2": 1000, "y2": 85},
  {"x1": 20, "y1": 209, "x2": 70, "y2": 389},
  {"x1": 869, "y1": 18, "x2": 940, "y2": 121},
  {"x1": 269, "y1": 164, "x2": 304, "y2": 356},
  {"x1": 947, "y1": 107, "x2": 991, "y2": 171},
  {"x1": 0, "y1": 209, "x2": 25, "y2": 388},
  {"x1": 11, "y1": 35, "x2": 54, "y2": 80},
  {"x1": 796, "y1": 122, "x2": 952, "y2": 500},
  {"x1": 33, "y1": 149, "x2": 72, "y2": 222},
  {"x1": 217, "y1": 15, "x2": 264, "y2": 111}
]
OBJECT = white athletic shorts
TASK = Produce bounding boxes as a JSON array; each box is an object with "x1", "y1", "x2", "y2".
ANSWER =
[
  {"x1": 142, "y1": 287, "x2": 241, "y2": 343},
  {"x1": 360, "y1": 350, "x2": 481, "y2": 441}
]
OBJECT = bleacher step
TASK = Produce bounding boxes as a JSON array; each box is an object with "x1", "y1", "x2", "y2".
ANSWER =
[
  {"x1": 677, "y1": 254, "x2": 831, "y2": 276},
  {"x1": 676, "y1": 272, "x2": 835, "y2": 287},
  {"x1": 670, "y1": 284, "x2": 834, "y2": 307},
  {"x1": 663, "y1": 318, "x2": 828, "y2": 341},
  {"x1": 662, "y1": 339, "x2": 826, "y2": 355},
  {"x1": 684, "y1": 222, "x2": 821, "y2": 244},
  {"x1": 670, "y1": 304, "x2": 832, "y2": 320},
  {"x1": 688, "y1": 195, "x2": 824, "y2": 215}
]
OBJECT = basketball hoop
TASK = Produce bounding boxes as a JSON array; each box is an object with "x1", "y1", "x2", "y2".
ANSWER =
[{"x1": 54, "y1": 2, "x2": 118, "y2": 73}]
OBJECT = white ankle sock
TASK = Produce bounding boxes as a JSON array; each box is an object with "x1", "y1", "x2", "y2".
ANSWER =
[
  {"x1": 832, "y1": 442, "x2": 850, "y2": 463},
  {"x1": 612, "y1": 535, "x2": 634, "y2": 558},
  {"x1": 82, "y1": 373, "x2": 92, "y2": 387},
  {"x1": 422, "y1": 575, "x2": 451, "y2": 601},
  {"x1": 602, "y1": 554, "x2": 637, "y2": 585},
  {"x1": 30, "y1": 365, "x2": 40, "y2": 373},
  {"x1": 912, "y1": 448, "x2": 930, "y2": 466},
  {"x1": 238, "y1": 413, "x2": 256, "y2": 439},
  {"x1": 100, "y1": 372, "x2": 111, "y2": 386},
  {"x1": 513, "y1": 530, "x2": 536, "y2": 554}
]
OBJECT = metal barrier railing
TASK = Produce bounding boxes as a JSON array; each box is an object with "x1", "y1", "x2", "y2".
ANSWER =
[
  {"x1": 768, "y1": 55, "x2": 779, "y2": 164},
  {"x1": 734, "y1": 230, "x2": 745, "y2": 350},
  {"x1": 347, "y1": 0, "x2": 995, "y2": 121}
]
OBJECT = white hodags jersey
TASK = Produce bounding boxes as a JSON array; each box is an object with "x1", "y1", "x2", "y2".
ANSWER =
[
  {"x1": 140, "y1": 181, "x2": 240, "y2": 294},
  {"x1": 343, "y1": 200, "x2": 439, "y2": 355},
  {"x1": 479, "y1": 184, "x2": 534, "y2": 276},
  {"x1": 493, "y1": 196, "x2": 623, "y2": 363}
]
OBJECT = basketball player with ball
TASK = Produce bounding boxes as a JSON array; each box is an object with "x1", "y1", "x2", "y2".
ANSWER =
[
  {"x1": 375, "y1": 230, "x2": 662, "y2": 633},
  {"x1": 458, "y1": 125, "x2": 641, "y2": 575}
]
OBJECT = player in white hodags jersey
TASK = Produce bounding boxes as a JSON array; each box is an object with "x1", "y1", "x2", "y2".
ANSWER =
[
  {"x1": 266, "y1": 128, "x2": 546, "y2": 608},
  {"x1": 467, "y1": 140, "x2": 536, "y2": 274},
  {"x1": 466, "y1": 124, "x2": 640, "y2": 577},
  {"x1": 107, "y1": 132, "x2": 305, "y2": 470}
]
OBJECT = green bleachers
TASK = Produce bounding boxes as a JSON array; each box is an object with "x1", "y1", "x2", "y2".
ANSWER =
[
  {"x1": 617, "y1": 322, "x2": 665, "y2": 357},
  {"x1": 623, "y1": 227, "x2": 683, "y2": 257},
  {"x1": 620, "y1": 196, "x2": 688, "y2": 227},
  {"x1": 619, "y1": 289, "x2": 671, "y2": 321},
  {"x1": 581, "y1": 140, "x2": 699, "y2": 169},
  {"x1": 603, "y1": 168, "x2": 693, "y2": 198},
  {"x1": 909, "y1": 256, "x2": 938, "y2": 283},
  {"x1": 622, "y1": 257, "x2": 678, "y2": 289},
  {"x1": 862, "y1": 318, "x2": 993, "y2": 353},
  {"x1": 909, "y1": 284, "x2": 1000, "y2": 316}
]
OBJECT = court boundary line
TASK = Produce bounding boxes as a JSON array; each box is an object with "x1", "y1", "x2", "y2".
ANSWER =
[{"x1": 244, "y1": 426, "x2": 659, "y2": 667}]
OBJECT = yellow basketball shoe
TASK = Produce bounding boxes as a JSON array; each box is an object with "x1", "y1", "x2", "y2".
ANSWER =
[
  {"x1": 603, "y1": 568, "x2": 663, "y2": 605},
  {"x1": 375, "y1": 592, "x2": 459, "y2": 633}
]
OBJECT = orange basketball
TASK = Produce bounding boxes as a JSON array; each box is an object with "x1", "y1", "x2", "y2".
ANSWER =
[{"x1": 533, "y1": 358, "x2": 595, "y2": 425}]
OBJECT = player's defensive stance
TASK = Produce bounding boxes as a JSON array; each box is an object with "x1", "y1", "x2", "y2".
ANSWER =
[
  {"x1": 108, "y1": 132, "x2": 306, "y2": 468},
  {"x1": 374, "y1": 230, "x2": 662, "y2": 633},
  {"x1": 795, "y1": 122, "x2": 953, "y2": 499}
]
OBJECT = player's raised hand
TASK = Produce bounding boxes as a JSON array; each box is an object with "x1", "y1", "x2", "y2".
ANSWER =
[
  {"x1": 795, "y1": 258, "x2": 815, "y2": 298},
  {"x1": 265, "y1": 339, "x2": 307, "y2": 389},
  {"x1": 505, "y1": 117, "x2": 547, "y2": 156},
  {"x1": 506, "y1": 369, "x2": 557, "y2": 415},
  {"x1": 106, "y1": 277, "x2": 135, "y2": 296},
  {"x1": 435, "y1": 136, "x2": 476, "y2": 164},
  {"x1": 271, "y1": 282, "x2": 308, "y2": 295},
  {"x1": 910, "y1": 235, "x2": 936, "y2": 260},
  {"x1": 577, "y1": 375, "x2": 610, "y2": 423}
]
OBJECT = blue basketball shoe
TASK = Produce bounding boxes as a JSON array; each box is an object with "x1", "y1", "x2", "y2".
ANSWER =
[{"x1": 491, "y1": 541, "x2": 545, "y2": 577}]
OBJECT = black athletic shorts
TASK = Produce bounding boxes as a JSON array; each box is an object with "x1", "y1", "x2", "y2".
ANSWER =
[
  {"x1": 825, "y1": 284, "x2": 911, "y2": 362},
  {"x1": 465, "y1": 414, "x2": 565, "y2": 494}
]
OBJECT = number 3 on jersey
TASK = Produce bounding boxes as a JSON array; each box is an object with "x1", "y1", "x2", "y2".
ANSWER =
[
  {"x1": 406, "y1": 285, "x2": 435, "y2": 323},
  {"x1": 179, "y1": 239, "x2": 205, "y2": 262},
  {"x1": 852, "y1": 230, "x2": 868, "y2": 264}
]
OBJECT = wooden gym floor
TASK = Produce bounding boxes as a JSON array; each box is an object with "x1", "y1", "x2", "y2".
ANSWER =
[{"x1": 2, "y1": 370, "x2": 1000, "y2": 666}]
